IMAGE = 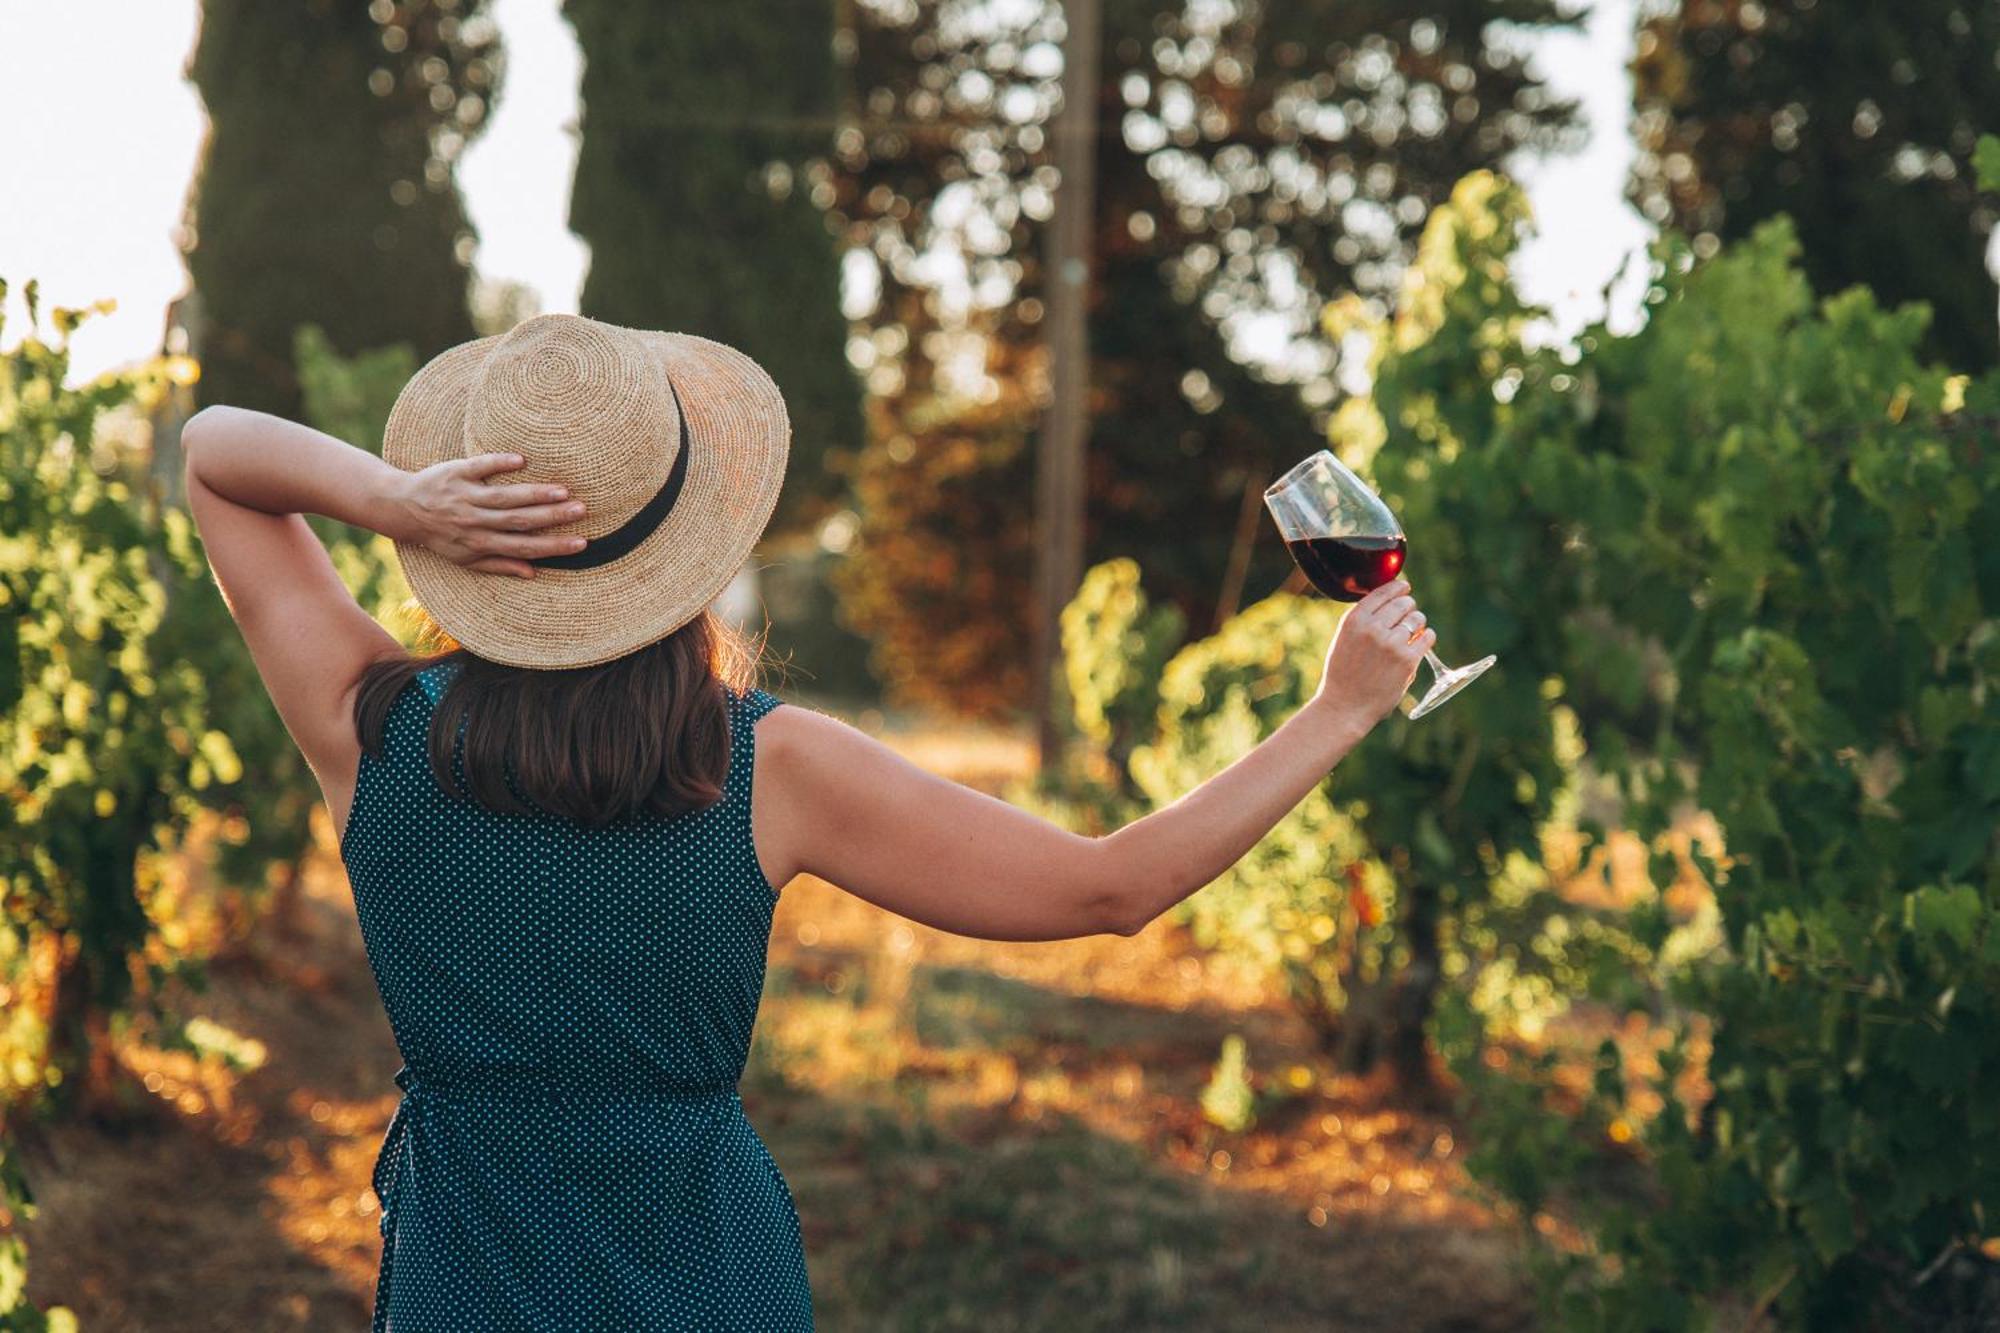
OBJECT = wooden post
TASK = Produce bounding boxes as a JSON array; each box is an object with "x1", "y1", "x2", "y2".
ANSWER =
[
  {"x1": 1032, "y1": 0, "x2": 1100, "y2": 771},
  {"x1": 149, "y1": 288, "x2": 203, "y2": 509},
  {"x1": 1212, "y1": 467, "x2": 1266, "y2": 631}
]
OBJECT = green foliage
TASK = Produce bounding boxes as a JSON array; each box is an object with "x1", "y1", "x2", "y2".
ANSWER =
[
  {"x1": 1090, "y1": 175, "x2": 1592, "y2": 1077},
  {"x1": 0, "y1": 280, "x2": 215, "y2": 1325},
  {"x1": 1630, "y1": 0, "x2": 2000, "y2": 371},
  {"x1": 999, "y1": 555, "x2": 1186, "y2": 835},
  {"x1": 291, "y1": 323, "x2": 416, "y2": 456},
  {"x1": 0, "y1": 281, "x2": 220, "y2": 1069},
  {"x1": 1198, "y1": 1034, "x2": 1256, "y2": 1132},
  {"x1": 1123, "y1": 592, "x2": 1398, "y2": 1051},
  {"x1": 1977, "y1": 134, "x2": 2000, "y2": 195},
  {"x1": 1049, "y1": 166, "x2": 2000, "y2": 1324},
  {"x1": 1393, "y1": 187, "x2": 2000, "y2": 1325},
  {"x1": 1060, "y1": 558, "x2": 1185, "y2": 782}
]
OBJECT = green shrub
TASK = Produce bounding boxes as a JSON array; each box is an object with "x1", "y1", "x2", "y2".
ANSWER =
[
  {"x1": 1125, "y1": 592, "x2": 1395, "y2": 1054},
  {"x1": 1060, "y1": 557, "x2": 1185, "y2": 790},
  {"x1": 1199, "y1": 1034, "x2": 1256, "y2": 1132},
  {"x1": 1044, "y1": 156, "x2": 2000, "y2": 1326},
  {"x1": 1406, "y1": 160, "x2": 2000, "y2": 1329},
  {"x1": 0, "y1": 279, "x2": 204, "y2": 1328}
]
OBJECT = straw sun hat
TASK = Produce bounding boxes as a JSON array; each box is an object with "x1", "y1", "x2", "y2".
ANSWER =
[{"x1": 382, "y1": 312, "x2": 790, "y2": 669}]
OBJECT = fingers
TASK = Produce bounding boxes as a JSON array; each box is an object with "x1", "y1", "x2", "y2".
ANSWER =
[
  {"x1": 1356, "y1": 578, "x2": 1409, "y2": 614},
  {"x1": 467, "y1": 556, "x2": 539, "y2": 580},
  {"x1": 1399, "y1": 609, "x2": 1428, "y2": 640},
  {"x1": 476, "y1": 480, "x2": 572, "y2": 509},
  {"x1": 478, "y1": 530, "x2": 590, "y2": 559},
  {"x1": 478, "y1": 499, "x2": 586, "y2": 533},
  {"x1": 461, "y1": 451, "x2": 528, "y2": 480},
  {"x1": 1371, "y1": 593, "x2": 1417, "y2": 627},
  {"x1": 1359, "y1": 582, "x2": 1418, "y2": 627}
]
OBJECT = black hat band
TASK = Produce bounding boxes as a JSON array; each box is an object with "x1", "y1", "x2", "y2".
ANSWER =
[{"x1": 528, "y1": 379, "x2": 692, "y2": 571}]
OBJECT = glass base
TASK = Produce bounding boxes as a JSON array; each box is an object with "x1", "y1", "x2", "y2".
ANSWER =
[{"x1": 1407, "y1": 654, "x2": 1497, "y2": 720}]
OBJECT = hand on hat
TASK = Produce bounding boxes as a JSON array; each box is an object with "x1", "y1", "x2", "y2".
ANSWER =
[{"x1": 394, "y1": 452, "x2": 589, "y2": 580}]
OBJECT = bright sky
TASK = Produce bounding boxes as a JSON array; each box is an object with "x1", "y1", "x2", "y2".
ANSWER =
[
  {"x1": 1, "y1": 0, "x2": 1649, "y2": 389},
  {"x1": 1501, "y1": 0, "x2": 1656, "y2": 343}
]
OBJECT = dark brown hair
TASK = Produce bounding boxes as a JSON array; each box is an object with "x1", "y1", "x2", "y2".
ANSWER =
[{"x1": 353, "y1": 606, "x2": 770, "y2": 827}]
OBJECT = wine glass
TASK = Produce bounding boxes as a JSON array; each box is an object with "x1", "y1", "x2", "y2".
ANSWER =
[{"x1": 1265, "y1": 449, "x2": 1495, "y2": 720}]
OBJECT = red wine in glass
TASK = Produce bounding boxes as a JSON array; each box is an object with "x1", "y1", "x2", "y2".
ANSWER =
[
  {"x1": 1284, "y1": 535, "x2": 1407, "y2": 602},
  {"x1": 1265, "y1": 449, "x2": 1494, "y2": 719}
]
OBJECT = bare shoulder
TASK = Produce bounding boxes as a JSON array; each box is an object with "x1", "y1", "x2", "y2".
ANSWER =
[
  {"x1": 742, "y1": 699, "x2": 930, "y2": 889},
  {"x1": 753, "y1": 696, "x2": 834, "y2": 738},
  {"x1": 750, "y1": 698, "x2": 875, "y2": 792},
  {"x1": 751, "y1": 698, "x2": 908, "y2": 776},
  {"x1": 741, "y1": 699, "x2": 834, "y2": 892}
]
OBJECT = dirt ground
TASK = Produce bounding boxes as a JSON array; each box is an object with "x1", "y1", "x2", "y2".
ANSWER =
[{"x1": 19, "y1": 720, "x2": 1537, "y2": 1332}]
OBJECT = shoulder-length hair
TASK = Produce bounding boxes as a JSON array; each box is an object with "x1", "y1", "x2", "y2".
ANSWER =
[{"x1": 352, "y1": 606, "x2": 770, "y2": 827}]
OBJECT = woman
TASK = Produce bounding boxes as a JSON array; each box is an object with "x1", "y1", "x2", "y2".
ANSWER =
[{"x1": 182, "y1": 312, "x2": 1435, "y2": 1331}]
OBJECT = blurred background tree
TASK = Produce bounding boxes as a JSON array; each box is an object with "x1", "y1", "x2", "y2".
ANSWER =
[
  {"x1": 1629, "y1": 0, "x2": 2000, "y2": 372},
  {"x1": 832, "y1": 307, "x2": 1046, "y2": 712},
  {"x1": 826, "y1": 0, "x2": 1587, "y2": 719},
  {"x1": 560, "y1": 0, "x2": 864, "y2": 541},
  {"x1": 183, "y1": 0, "x2": 501, "y2": 419}
]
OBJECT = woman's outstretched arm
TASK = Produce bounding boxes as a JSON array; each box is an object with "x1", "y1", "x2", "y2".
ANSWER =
[
  {"x1": 757, "y1": 578, "x2": 1433, "y2": 942},
  {"x1": 179, "y1": 405, "x2": 582, "y2": 785}
]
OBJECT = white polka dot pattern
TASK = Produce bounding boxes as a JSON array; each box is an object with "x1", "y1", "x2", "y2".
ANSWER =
[{"x1": 339, "y1": 662, "x2": 811, "y2": 1330}]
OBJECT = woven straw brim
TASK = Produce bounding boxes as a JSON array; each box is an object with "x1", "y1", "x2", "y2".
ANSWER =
[{"x1": 382, "y1": 328, "x2": 789, "y2": 669}]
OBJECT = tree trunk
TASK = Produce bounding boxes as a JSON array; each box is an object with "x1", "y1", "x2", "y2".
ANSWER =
[
  {"x1": 1315, "y1": 875, "x2": 1443, "y2": 1092},
  {"x1": 1386, "y1": 879, "x2": 1444, "y2": 1094},
  {"x1": 46, "y1": 942, "x2": 122, "y2": 1123}
]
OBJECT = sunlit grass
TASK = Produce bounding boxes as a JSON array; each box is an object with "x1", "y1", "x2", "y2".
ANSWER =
[
  {"x1": 742, "y1": 865, "x2": 1533, "y2": 1327},
  {"x1": 731, "y1": 723, "x2": 1532, "y2": 1329}
]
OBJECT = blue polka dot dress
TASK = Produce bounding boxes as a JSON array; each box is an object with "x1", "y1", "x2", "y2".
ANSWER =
[{"x1": 338, "y1": 661, "x2": 812, "y2": 1331}]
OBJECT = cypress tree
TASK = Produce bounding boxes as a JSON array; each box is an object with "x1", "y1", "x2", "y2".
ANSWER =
[
  {"x1": 184, "y1": 0, "x2": 500, "y2": 419},
  {"x1": 560, "y1": 1, "x2": 864, "y2": 539}
]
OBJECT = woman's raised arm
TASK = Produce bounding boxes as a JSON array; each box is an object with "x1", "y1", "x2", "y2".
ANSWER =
[
  {"x1": 755, "y1": 578, "x2": 1432, "y2": 942},
  {"x1": 180, "y1": 404, "x2": 586, "y2": 788}
]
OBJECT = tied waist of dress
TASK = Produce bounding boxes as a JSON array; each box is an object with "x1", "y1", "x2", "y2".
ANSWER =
[
  {"x1": 370, "y1": 1063, "x2": 742, "y2": 1243},
  {"x1": 366, "y1": 1066, "x2": 742, "y2": 1330}
]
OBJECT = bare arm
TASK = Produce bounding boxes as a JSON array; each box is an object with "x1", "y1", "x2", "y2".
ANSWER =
[
  {"x1": 1093, "y1": 693, "x2": 1373, "y2": 935},
  {"x1": 761, "y1": 577, "x2": 1433, "y2": 942},
  {"x1": 180, "y1": 404, "x2": 585, "y2": 795}
]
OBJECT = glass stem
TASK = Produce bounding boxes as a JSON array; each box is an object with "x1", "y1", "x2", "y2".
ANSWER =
[{"x1": 1425, "y1": 649, "x2": 1449, "y2": 678}]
